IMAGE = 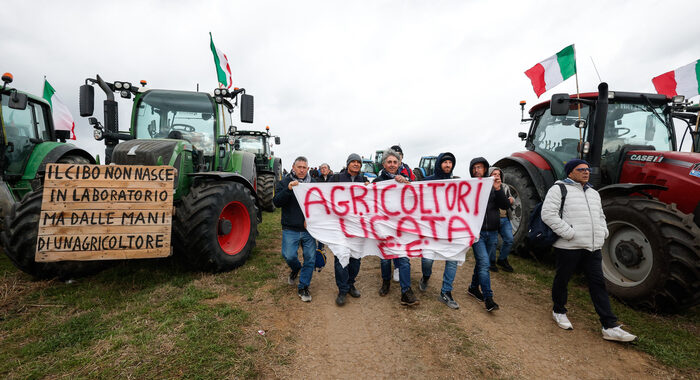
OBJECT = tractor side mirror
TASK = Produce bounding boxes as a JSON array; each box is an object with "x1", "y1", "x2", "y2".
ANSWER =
[
  {"x1": 645, "y1": 114, "x2": 656, "y2": 141},
  {"x1": 550, "y1": 93, "x2": 570, "y2": 116},
  {"x1": 55, "y1": 130, "x2": 71, "y2": 141},
  {"x1": 240, "y1": 94, "x2": 254, "y2": 123},
  {"x1": 275, "y1": 136, "x2": 281, "y2": 145},
  {"x1": 79, "y1": 84, "x2": 95, "y2": 117},
  {"x1": 8, "y1": 91, "x2": 28, "y2": 110}
]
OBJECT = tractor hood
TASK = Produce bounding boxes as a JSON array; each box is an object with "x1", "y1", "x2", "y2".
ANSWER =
[{"x1": 112, "y1": 139, "x2": 190, "y2": 166}]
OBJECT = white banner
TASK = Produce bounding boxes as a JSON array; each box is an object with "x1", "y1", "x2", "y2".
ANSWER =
[{"x1": 293, "y1": 178, "x2": 493, "y2": 267}]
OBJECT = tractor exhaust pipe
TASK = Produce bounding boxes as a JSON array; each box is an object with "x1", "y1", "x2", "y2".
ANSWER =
[
  {"x1": 95, "y1": 75, "x2": 119, "y2": 164},
  {"x1": 588, "y1": 82, "x2": 608, "y2": 188}
]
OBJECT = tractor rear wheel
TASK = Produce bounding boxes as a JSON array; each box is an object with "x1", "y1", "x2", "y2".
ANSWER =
[
  {"x1": 501, "y1": 165, "x2": 540, "y2": 256},
  {"x1": 257, "y1": 173, "x2": 276, "y2": 212},
  {"x1": 2, "y1": 155, "x2": 106, "y2": 279},
  {"x1": 175, "y1": 181, "x2": 258, "y2": 272},
  {"x1": 602, "y1": 197, "x2": 700, "y2": 312}
]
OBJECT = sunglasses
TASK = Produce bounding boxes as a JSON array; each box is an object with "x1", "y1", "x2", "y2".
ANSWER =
[{"x1": 575, "y1": 167, "x2": 591, "y2": 172}]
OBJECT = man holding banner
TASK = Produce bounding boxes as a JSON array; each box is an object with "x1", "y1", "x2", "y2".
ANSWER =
[
  {"x1": 273, "y1": 157, "x2": 316, "y2": 302},
  {"x1": 418, "y1": 152, "x2": 460, "y2": 309},
  {"x1": 330, "y1": 154, "x2": 369, "y2": 306}
]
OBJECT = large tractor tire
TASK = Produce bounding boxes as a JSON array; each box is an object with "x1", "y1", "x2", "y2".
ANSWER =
[
  {"x1": 601, "y1": 197, "x2": 700, "y2": 312},
  {"x1": 174, "y1": 181, "x2": 258, "y2": 272},
  {"x1": 501, "y1": 165, "x2": 540, "y2": 256},
  {"x1": 413, "y1": 168, "x2": 423, "y2": 181},
  {"x1": 257, "y1": 173, "x2": 276, "y2": 212}
]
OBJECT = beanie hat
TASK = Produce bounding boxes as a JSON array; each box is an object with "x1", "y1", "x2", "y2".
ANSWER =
[
  {"x1": 390, "y1": 145, "x2": 403, "y2": 154},
  {"x1": 346, "y1": 153, "x2": 362, "y2": 166},
  {"x1": 564, "y1": 159, "x2": 590, "y2": 176}
]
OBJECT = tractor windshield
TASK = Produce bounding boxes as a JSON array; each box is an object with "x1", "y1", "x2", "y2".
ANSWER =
[
  {"x1": 361, "y1": 161, "x2": 374, "y2": 173},
  {"x1": 133, "y1": 90, "x2": 217, "y2": 155},
  {"x1": 1, "y1": 96, "x2": 50, "y2": 176},
  {"x1": 532, "y1": 105, "x2": 591, "y2": 179},
  {"x1": 236, "y1": 135, "x2": 268, "y2": 155}
]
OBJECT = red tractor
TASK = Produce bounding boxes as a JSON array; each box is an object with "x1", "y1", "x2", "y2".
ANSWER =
[{"x1": 496, "y1": 82, "x2": 700, "y2": 312}]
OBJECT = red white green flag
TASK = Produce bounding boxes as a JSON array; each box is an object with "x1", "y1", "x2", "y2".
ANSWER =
[
  {"x1": 652, "y1": 60, "x2": 700, "y2": 98},
  {"x1": 209, "y1": 32, "x2": 232, "y2": 89},
  {"x1": 42, "y1": 79, "x2": 76, "y2": 140},
  {"x1": 524, "y1": 44, "x2": 577, "y2": 97}
]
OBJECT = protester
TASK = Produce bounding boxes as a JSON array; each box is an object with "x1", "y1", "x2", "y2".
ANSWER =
[
  {"x1": 487, "y1": 167, "x2": 515, "y2": 273},
  {"x1": 418, "y1": 152, "x2": 460, "y2": 309},
  {"x1": 373, "y1": 148, "x2": 418, "y2": 306},
  {"x1": 467, "y1": 157, "x2": 509, "y2": 312},
  {"x1": 542, "y1": 159, "x2": 637, "y2": 342},
  {"x1": 329, "y1": 154, "x2": 369, "y2": 306},
  {"x1": 391, "y1": 145, "x2": 416, "y2": 181},
  {"x1": 273, "y1": 156, "x2": 316, "y2": 302},
  {"x1": 318, "y1": 163, "x2": 332, "y2": 182}
]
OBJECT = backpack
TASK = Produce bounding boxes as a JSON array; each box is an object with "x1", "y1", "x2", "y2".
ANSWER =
[{"x1": 527, "y1": 183, "x2": 567, "y2": 250}]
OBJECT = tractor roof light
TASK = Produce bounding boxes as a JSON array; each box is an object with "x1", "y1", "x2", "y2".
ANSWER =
[
  {"x1": 140, "y1": 80, "x2": 147, "y2": 87},
  {"x1": 672, "y1": 95, "x2": 685, "y2": 104},
  {"x1": 608, "y1": 91, "x2": 615, "y2": 99},
  {"x1": 2, "y1": 72, "x2": 13, "y2": 84},
  {"x1": 93, "y1": 127, "x2": 104, "y2": 141},
  {"x1": 114, "y1": 81, "x2": 123, "y2": 89},
  {"x1": 215, "y1": 96, "x2": 222, "y2": 103},
  {"x1": 220, "y1": 88, "x2": 229, "y2": 96},
  {"x1": 214, "y1": 88, "x2": 221, "y2": 95},
  {"x1": 123, "y1": 82, "x2": 131, "y2": 90},
  {"x1": 120, "y1": 90, "x2": 131, "y2": 98}
]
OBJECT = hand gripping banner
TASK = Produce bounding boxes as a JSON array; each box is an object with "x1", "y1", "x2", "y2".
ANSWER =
[{"x1": 293, "y1": 178, "x2": 493, "y2": 267}]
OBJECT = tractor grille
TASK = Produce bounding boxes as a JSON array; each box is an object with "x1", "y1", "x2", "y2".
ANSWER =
[{"x1": 112, "y1": 140, "x2": 179, "y2": 166}]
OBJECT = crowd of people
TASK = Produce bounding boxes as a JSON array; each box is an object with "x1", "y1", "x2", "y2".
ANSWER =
[{"x1": 272, "y1": 147, "x2": 637, "y2": 343}]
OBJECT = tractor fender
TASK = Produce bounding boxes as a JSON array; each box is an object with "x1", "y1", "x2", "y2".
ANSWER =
[
  {"x1": 36, "y1": 144, "x2": 95, "y2": 174},
  {"x1": 188, "y1": 172, "x2": 258, "y2": 202},
  {"x1": 598, "y1": 183, "x2": 668, "y2": 199},
  {"x1": 494, "y1": 156, "x2": 554, "y2": 200}
]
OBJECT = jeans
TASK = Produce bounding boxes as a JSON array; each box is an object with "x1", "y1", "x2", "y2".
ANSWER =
[
  {"x1": 421, "y1": 258, "x2": 458, "y2": 293},
  {"x1": 470, "y1": 230, "x2": 497, "y2": 299},
  {"x1": 380, "y1": 257, "x2": 411, "y2": 293},
  {"x1": 552, "y1": 248, "x2": 618, "y2": 328},
  {"x1": 334, "y1": 256, "x2": 361, "y2": 294},
  {"x1": 489, "y1": 217, "x2": 513, "y2": 263},
  {"x1": 281, "y1": 229, "x2": 316, "y2": 290}
]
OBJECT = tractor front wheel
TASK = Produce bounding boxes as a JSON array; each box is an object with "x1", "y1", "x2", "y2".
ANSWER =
[
  {"x1": 175, "y1": 181, "x2": 258, "y2": 272},
  {"x1": 602, "y1": 197, "x2": 700, "y2": 312},
  {"x1": 257, "y1": 174, "x2": 276, "y2": 212},
  {"x1": 501, "y1": 165, "x2": 540, "y2": 256}
]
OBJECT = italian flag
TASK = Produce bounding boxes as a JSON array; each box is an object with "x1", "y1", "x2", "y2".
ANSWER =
[
  {"x1": 42, "y1": 79, "x2": 76, "y2": 140},
  {"x1": 524, "y1": 44, "x2": 577, "y2": 97},
  {"x1": 209, "y1": 32, "x2": 232, "y2": 89},
  {"x1": 652, "y1": 60, "x2": 700, "y2": 98}
]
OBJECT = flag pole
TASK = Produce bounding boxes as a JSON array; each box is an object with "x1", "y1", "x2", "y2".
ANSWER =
[{"x1": 574, "y1": 46, "x2": 583, "y2": 157}]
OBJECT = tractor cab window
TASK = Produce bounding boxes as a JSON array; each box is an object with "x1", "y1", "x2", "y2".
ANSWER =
[
  {"x1": 134, "y1": 90, "x2": 217, "y2": 156},
  {"x1": 1, "y1": 96, "x2": 43, "y2": 176},
  {"x1": 600, "y1": 102, "x2": 673, "y2": 183},
  {"x1": 236, "y1": 135, "x2": 268, "y2": 155},
  {"x1": 532, "y1": 105, "x2": 590, "y2": 179},
  {"x1": 361, "y1": 161, "x2": 374, "y2": 173},
  {"x1": 422, "y1": 157, "x2": 437, "y2": 173}
]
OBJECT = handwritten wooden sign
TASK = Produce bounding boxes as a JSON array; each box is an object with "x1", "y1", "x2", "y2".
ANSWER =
[{"x1": 36, "y1": 164, "x2": 176, "y2": 262}]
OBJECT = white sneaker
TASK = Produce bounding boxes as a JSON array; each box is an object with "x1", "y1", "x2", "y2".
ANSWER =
[
  {"x1": 392, "y1": 268, "x2": 400, "y2": 282},
  {"x1": 602, "y1": 326, "x2": 637, "y2": 342},
  {"x1": 552, "y1": 311, "x2": 573, "y2": 330}
]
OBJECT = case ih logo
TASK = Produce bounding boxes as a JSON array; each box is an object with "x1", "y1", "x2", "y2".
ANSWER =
[{"x1": 629, "y1": 154, "x2": 664, "y2": 163}]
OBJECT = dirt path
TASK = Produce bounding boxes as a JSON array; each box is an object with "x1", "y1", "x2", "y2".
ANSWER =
[{"x1": 243, "y1": 248, "x2": 686, "y2": 379}]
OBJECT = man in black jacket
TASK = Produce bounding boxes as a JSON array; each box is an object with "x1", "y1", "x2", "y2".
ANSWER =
[
  {"x1": 467, "y1": 157, "x2": 510, "y2": 311},
  {"x1": 318, "y1": 163, "x2": 333, "y2": 182},
  {"x1": 273, "y1": 156, "x2": 316, "y2": 302},
  {"x1": 330, "y1": 153, "x2": 369, "y2": 306}
]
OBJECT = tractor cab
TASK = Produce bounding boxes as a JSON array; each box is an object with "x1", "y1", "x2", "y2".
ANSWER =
[
  {"x1": 231, "y1": 126, "x2": 282, "y2": 212},
  {"x1": 413, "y1": 155, "x2": 437, "y2": 180}
]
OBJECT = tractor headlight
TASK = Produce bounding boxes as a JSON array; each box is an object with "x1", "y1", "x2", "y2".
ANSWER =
[
  {"x1": 214, "y1": 89, "x2": 221, "y2": 95},
  {"x1": 93, "y1": 127, "x2": 104, "y2": 140},
  {"x1": 120, "y1": 90, "x2": 131, "y2": 99},
  {"x1": 114, "y1": 81, "x2": 123, "y2": 89},
  {"x1": 123, "y1": 82, "x2": 131, "y2": 90},
  {"x1": 227, "y1": 135, "x2": 235, "y2": 146},
  {"x1": 220, "y1": 88, "x2": 228, "y2": 96}
]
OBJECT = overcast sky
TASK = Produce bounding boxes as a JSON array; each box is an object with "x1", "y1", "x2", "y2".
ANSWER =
[{"x1": 3, "y1": 0, "x2": 699, "y2": 177}]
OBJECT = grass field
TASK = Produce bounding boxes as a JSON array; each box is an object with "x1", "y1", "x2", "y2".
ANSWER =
[{"x1": 0, "y1": 210, "x2": 697, "y2": 378}]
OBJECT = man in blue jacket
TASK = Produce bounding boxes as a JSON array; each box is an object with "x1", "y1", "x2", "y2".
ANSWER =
[
  {"x1": 330, "y1": 153, "x2": 369, "y2": 306},
  {"x1": 273, "y1": 156, "x2": 316, "y2": 302},
  {"x1": 418, "y1": 152, "x2": 460, "y2": 309}
]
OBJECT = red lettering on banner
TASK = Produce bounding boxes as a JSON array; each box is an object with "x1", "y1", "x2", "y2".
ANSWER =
[
  {"x1": 338, "y1": 218, "x2": 357, "y2": 238},
  {"x1": 359, "y1": 216, "x2": 370, "y2": 238},
  {"x1": 400, "y1": 185, "x2": 418, "y2": 214},
  {"x1": 372, "y1": 185, "x2": 379, "y2": 214},
  {"x1": 330, "y1": 186, "x2": 350, "y2": 216},
  {"x1": 405, "y1": 239, "x2": 424, "y2": 257},
  {"x1": 370, "y1": 215, "x2": 389, "y2": 240},
  {"x1": 474, "y1": 181, "x2": 483, "y2": 216},
  {"x1": 427, "y1": 182, "x2": 445, "y2": 213},
  {"x1": 419, "y1": 184, "x2": 432, "y2": 214},
  {"x1": 350, "y1": 185, "x2": 369, "y2": 215},
  {"x1": 396, "y1": 216, "x2": 422, "y2": 238},
  {"x1": 457, "y1": 181, "x2": 472, "y2": 213},
  {"x1": 447, "y1": 215, "x2": 472, "y2": 242},
  {"x1": 421, "y1": 215, "x2": 446, "y2": 239},
  {"x1": 445, "y1": 183, "x2": 457, "y2": 210},
  {"x1": 378, "y1": 236, "x2": 399, "y2": 259},
  {"x1": 380, "y1": 184, "x2": 399, "y2": 216},
  {"x1": 304, "y1": 187, "x2": 330, "y2": 217}
]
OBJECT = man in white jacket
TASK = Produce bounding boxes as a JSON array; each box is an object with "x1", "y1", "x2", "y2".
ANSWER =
[{"x1": 542, "y1": 159, "x2": 637, "y2": 342}]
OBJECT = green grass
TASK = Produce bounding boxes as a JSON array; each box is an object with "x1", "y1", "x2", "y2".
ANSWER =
[
  {"x1": 0, "y1": 209, "x2": 285, "y2": 379},
  {"x1": 501, "y1": 255, "x2": 700, "y2": 370}
]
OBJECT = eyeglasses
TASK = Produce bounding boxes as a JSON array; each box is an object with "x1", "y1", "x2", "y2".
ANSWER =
[{"x1": 575, "y1": 167, "x2": 591, "y2": 172}]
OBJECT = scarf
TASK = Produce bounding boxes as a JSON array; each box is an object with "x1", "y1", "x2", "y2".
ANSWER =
[{"x1": 289, "y1": 170, "x2": 311, "y2": 183}]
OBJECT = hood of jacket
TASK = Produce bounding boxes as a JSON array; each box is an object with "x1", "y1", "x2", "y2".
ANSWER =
[
  {"x1": 488, "y1": 166, "x2": 504, "y2": 182},
  {"x1": 425, "y1": 152, "x2": 456, "y2": 180},
  {"x1": 469, "y1": 157, "x2": 489, "y2": 178}
]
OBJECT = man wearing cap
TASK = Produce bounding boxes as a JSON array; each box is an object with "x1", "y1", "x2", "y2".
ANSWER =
[
  {"x1": 329, "y1": 154, "x2": 369, "y2": 306},
  {"x1": 418, "y1": 152, "x2": 461, "y2": 309},
  {"x1": 391, "y1": 145, "x2": 416, "y2": 182},
  {"x1": 542, "y1": 159, "x2": 637, "y2": 342}
]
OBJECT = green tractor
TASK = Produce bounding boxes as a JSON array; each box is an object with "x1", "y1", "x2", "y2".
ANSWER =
[
  {"x1": 234, "y1": 126, "x2": 282, "y2": 212},
  {"x1": 2, "y1": 74, "x2": 260, "y2": 279},
  {"x1": 0, "y1": 73, "x2": 95, "y2": 275}
]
